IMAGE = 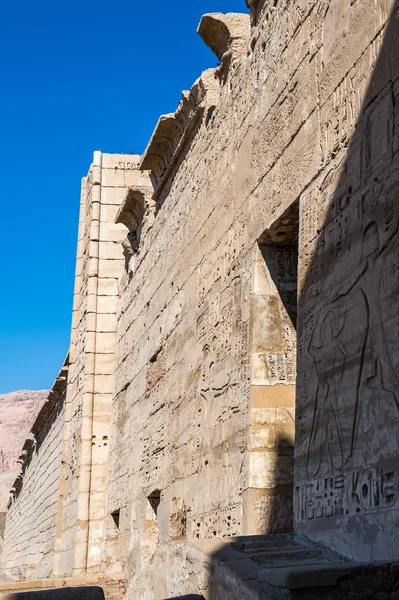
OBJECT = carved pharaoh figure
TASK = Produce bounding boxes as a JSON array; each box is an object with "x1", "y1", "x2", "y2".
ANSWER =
[{"x1": 307, "y1": 191, "x2": 399, "y2": 477}]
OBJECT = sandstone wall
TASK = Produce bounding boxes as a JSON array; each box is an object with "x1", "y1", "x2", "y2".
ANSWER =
[
  {"x1": 0, "y1": 390, "x2": 47, "y2": 526},
  {"x1": 294, "y1": 0, "x2": 399, "y2": 562},
  {"x1": 104, "y1": 0, "x2": 399, "y2": 594},
  {"x1": 105, "y1": 5, "x2": 308, "y2": 595},
  {"x1": 2, "y1": 364, "x2": 68, "y2": 580},
  {"x1": 55, "y1": 153, "x2": 146, "y2": 578},
  {"x1": 2, "y1": 0, "x2": 399, "y2": 595}
]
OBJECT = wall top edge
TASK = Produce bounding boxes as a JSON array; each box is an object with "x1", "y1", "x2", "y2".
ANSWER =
[{"x1": 7, "y1": 354, "x2": 70, "y2": 508}]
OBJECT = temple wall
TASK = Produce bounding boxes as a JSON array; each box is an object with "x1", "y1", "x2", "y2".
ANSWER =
[
  {"x1": 105, "y1": 2, "x2": 321, "y2": 593},
  {"x1": 105, "y1": 0, "x2": 399, "y2": 593},
  {"x1": 294, "y1": 0, "x2": 399, "y2": 561},
  {"x1": 2, "y1": 0, "x2": 399, "y2": 596},
  {"x1": 2, "y1": 364, "x2": 68, "y2": 580}
]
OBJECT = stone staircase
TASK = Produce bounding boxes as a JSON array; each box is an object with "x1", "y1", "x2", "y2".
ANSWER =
[
  {"x1": 188, "y1": 533, "x2": 399, "y2": 599},
  {"x1": 229, "y1": 533, "x2": 342, "y2": 567}
]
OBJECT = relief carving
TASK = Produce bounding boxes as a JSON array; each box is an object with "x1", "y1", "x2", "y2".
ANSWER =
[
  {"x1": 306, "y1": 180, "x2": 399, "y2": 479},
  {"x1": 296, "y1": 466, "x2": 399, "y2": 522},
  {"x1": 189, "y1": 278, "x2": 248, "y2": 531}
]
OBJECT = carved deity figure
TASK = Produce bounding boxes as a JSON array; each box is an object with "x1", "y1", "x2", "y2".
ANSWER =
[{"x1": 307, "y1": 208, "x2": 399, "y2": 478}]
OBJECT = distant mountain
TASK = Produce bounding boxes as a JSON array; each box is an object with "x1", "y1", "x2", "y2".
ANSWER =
[{"x1": 0, "y1": 390, "x2": 48, "y2": 515}]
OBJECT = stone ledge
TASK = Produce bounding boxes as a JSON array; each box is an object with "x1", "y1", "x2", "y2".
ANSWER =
[
  {"x1": 0, "y1": 575, "x2": 124, "y2": 600},
  {"x1": 259, "y1": 561, "x2": 399, "y2": 598},
  {"x1": 198, "y1": 13, "x2": 250, "y2": 85},
  {"x1": 115, "y1": 185, "x2": 154, "y2": 231},
  {"x1": 0, "y1": 574, "x2": 124, "y2": 592},
  {"x1": 0, "y1": 587, "x2": 104, "y2": 600}
]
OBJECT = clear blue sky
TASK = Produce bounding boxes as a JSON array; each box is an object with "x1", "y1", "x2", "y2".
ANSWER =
[{"x1": 0, "y1": 0, "x2": 247, "y2": 394}]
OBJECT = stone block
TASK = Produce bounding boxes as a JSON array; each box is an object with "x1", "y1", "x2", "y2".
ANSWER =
[
  {"x1": 94, "y1": 332, "x2": 117, "y2": 355},
  {"x1": 98, "y1": 259, "x2": 124, "y2": 279},
  {"x1": 96, "y1": 313, "x2": 117, "y2": 334},
  {"x1": 99, "y1": 242, "x2": 123, "y2": 261},
  {"x1": 100, "y1": 187, "x2": 127, "y2": 206},
  {"x1": 97, "y1": 279, "x2": 119, "y2": 297}
]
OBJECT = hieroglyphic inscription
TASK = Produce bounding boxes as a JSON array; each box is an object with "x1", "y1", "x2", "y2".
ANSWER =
[
  {"x1": 190, "y1": 504, "x2": 242, "y2": 540},
  {"x1": 191, "y1": 264, "x2": 249, "y2": 516},
  {"x1": 141, "y1": 423, "x2": 167, "y2": 485},
  {"x1": 320, "y1": 28, "x2": 385, "y2": 162},
  {"x1": 197, "y1": 221, "x2": 246, "y2": 305},
  {"x1": 296, "y1": 467, "x2": 398, "y2": 522},
  {"x1": 115, "y1": 161, "x2": 138, "y2": 170},
  {"x1": 255, "y1": 242, "x2": 297, "y2": 386},
  {"x1": 265, "y1": 353, "x2": 295, "y2": 385}
]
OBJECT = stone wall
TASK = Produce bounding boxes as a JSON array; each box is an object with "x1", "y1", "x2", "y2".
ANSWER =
[
  {"x1": 105, "y1": 4, "x2": 308, "y2": 594},
  {"x1": 2, "y1": 0, "x2": 399, "y2": 596},
  {"x1": 294, "y1": 0, "x2": 399, "y2": 562},
  {"x1": 2, "y1": 363, "x2": 68, "y2": 580},
  {"x1": 0, "y1": 389, "x2": 48, "y2": 565},
  {"x1": 105, "y1": 0, "x2": 399, "y2": 592},
  {"x1": 0, "y1": 390, "x2": 48, "y2": 518},
  {"x1": 54, "y1": 153, "x2": 141, "y2": 577}
]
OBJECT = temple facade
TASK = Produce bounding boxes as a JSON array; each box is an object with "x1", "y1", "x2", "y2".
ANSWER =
[{"x1": 1, "y1": 0, "x2": 399, "y2": 598}]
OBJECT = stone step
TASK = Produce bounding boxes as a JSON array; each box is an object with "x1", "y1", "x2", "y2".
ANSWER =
[
  {"x1": 192, "y1": 533, "x2": 399, "y2": 598},
  {"x1": 239, "y1": 541, "x2": 304, "y2": 552},
  {"x1": 205, "y1": 532, "x2": 353, "y2": 598},
  {"x1": 258, "y1": 562, "x2": 399, "y2": 598},
  {"x1": 239, "y1": 540, "x2": 314, "y2": 554},
  {"x1": 249, "y1": 548, "x2": 324, "y2": 564},
  {"x1": 229, "y1": 534, "x2": 298, "y2": 549}
]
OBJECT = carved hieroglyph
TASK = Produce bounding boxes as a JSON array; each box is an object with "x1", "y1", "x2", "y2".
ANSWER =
[{"x1": 294, "y1": 0, "x2": 399, "y2": 561}]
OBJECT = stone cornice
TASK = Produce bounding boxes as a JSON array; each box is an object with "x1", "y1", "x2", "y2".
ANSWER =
[
  {"x1": 198, "y1": 12, "x2": 250, "y2": 64},
  {"x1": 139, "y1": 70, "x2": 218, "y2": 199}
]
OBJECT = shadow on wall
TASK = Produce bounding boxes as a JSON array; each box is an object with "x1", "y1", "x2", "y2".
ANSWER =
[
  {"x1": 207, "y1": 432, "x2": 293, "y2": 599},
  {"x1": 295, "y1": 0, "x2": 399, "y2": 561},
  {"x1": 163, "y1": 1, "x2": 399, "y2": 598}
]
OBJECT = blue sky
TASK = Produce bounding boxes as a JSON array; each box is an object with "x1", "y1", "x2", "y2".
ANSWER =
[{"x1": 0, "y1": 0, "x2": 248, "y2": 394}]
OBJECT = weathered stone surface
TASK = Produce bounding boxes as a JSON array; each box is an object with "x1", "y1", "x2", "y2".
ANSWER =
[
  {"x1": 295, "y1": 2, "x2": 399, "y2": 563},
  {"x1": 2, "y1": 363, "x2": 68, "y2": 581},
  {"x1": 198, "y1": 12, "x2": 250, "y2": 62},
  {"x1": 0, "y1": 390, "x2": 47, "y2": 515},
  {"x1": 2, "y1": 1, "x2": 399, "y2": 598}
]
